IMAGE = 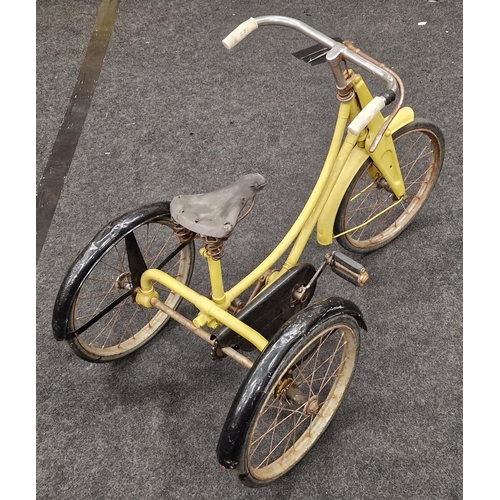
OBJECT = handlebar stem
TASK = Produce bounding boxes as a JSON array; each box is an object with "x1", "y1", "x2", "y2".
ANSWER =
[{"x1": 253, "y1": 16, "x2": 397, "y2": 95}]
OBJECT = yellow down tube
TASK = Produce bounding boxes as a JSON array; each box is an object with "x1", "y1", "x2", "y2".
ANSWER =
[{"x1": 225, "y1": 101, "x2": 353, "y2": 300}]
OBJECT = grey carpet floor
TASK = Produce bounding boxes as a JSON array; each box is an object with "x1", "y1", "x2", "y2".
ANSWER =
[{"x1": 36, "y1": 1, "x2": 463, "y2": 499}]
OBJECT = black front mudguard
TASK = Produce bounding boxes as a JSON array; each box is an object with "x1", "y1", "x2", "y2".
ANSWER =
[{"x1": 216, "y1": 296, "x2": 367, "y2": 469}]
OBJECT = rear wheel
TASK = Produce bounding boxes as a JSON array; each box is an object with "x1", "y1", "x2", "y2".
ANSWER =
[
  {"x1": 334, "y1": 119, "x2": 444, "y2": 253},
  {"x1": 52, "y1": 202, "x2": 195, "y2": 362},
  {"x1": 236, "y1": 313, "x2": 361, "y2": 487}
]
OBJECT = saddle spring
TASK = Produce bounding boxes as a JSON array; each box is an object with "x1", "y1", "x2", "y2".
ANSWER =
[{"x1": 203, "y1": 236, "x2": 227, "y2": 260}]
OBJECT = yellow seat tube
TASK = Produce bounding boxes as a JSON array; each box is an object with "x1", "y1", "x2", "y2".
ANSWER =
[
  {"x1": 200, "y1": 247, "x2": 227, "y2": 306},
  {"x1": 136, "y1": 269, "x2": 269, "y2": 351}
]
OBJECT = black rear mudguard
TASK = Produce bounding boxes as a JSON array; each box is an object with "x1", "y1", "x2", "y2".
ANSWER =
[
  {"x1": 52, "y1": 202, "x2": 174, "y2": 341},
  {"x1": 216, "y1": 296, "x2": 367, "y2": 469}
]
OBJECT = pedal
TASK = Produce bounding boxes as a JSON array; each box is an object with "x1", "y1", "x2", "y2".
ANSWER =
[{"x1": 329, "y1": 251, "x2": 369, "y2": 287}]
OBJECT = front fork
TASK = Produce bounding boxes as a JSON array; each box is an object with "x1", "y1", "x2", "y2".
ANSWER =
[
  {"x1": 352, "y1": 74, "x2": 406, "y2": 199},
  {"x1": 316, "y1": 87, "x2": 415, "y2": 245}
]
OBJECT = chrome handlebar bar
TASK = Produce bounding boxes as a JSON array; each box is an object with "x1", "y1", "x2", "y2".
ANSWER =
[{"x1": 223, "y1": 15, "x2": 398, "y2": 95}]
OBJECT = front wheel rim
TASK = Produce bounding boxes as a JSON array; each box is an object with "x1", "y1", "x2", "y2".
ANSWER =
[{"x1": 342, "y1": 127, "x2": 442, "y2": 249}]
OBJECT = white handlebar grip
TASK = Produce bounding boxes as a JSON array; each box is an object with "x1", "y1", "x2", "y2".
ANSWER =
[
  {"x1": 222, "y1": 18, "x2": 259, "y2": 50},
  {"x1": 347, "y1": 96, "x2": 386, "y2": 135}
]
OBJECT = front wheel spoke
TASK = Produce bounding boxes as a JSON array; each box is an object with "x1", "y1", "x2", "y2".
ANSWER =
[
  {"x1": 403, "y1": 167, "x2": 430, "y2": 195},
  {"x1": 348, "y1": 189, "x2": 391, "y2": 237},
  {"x1": 348, "y1": 184, "x2": 381, "y2": 226},
  {"x1": 350, "y1": 179, "x2": 376, "y2": 202},
  {"x1": 402, "y1": 147, "x2": 432, "y2": 179},
  {"x1": 398, "y1": 132, "x2": 429, "y2": 167},
  {"x1": 351, "y1": 196, "x2": 399, "y2": 240}
]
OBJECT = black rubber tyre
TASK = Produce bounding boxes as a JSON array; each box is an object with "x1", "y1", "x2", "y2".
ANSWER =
[
  {"x1": 52, "y1": 202, "x2": 195, "y2": 362},
  {"x1": 334, "y1": 118, "x2": 444, "y2": 254},
  {"x1": 221, "y1": 299, "x2": 362, "y2": 487}
]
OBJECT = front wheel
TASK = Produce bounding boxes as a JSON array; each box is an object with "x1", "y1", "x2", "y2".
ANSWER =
[
  {"x1": 52, "y1": 202, "x2": 195, "y2": 362},
  {"x1": 334, "y1": 118, "x2": 444, "y2": 254},
  {"x1": 217, "y1": 298, "x2": 364, "y2": 488}
]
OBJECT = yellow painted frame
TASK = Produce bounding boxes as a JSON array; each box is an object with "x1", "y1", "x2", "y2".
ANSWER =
[{"x1": 136, "y1": 73, "x2": 416, "y2": 351}]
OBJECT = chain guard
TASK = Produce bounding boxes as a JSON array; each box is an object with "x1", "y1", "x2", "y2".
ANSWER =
[{"x1": 212, "y1": 263, "x2": 317, "y2": 352}]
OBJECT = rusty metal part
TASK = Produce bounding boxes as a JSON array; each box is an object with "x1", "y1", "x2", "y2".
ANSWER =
[
  {"x1": 337, "y1": 85, "x2": 355, "y2": 102},
  {"x1": 277, "y1": 379, "x2": 319, "y2": 413},
  {"x1": 229, "y1": 299, "x2": 244, "y2": 315},
  {"x1": 150, "y1": 297, "x2": 253, "y2": 369},
  {"x1": 305, "y1": 396, "x2": 320, "y2": 415},
  {"x1": 211, "y1": 341, "x2": 227, "y2": 361},
  {"x1": 343, "y1": 40, "x2": 405, "y2": 153},
  {"x1": 291, "y1": 285, "x2": 312, "y2": 305},
  {"x1": 173, "y1": 223, "x2": 198, "y2": 243},
  {"x1": 291, "y1": 253, "x2": 334, "y2": 305},
  {"x1": 236, "y1": 195, "x2": 257, "y2": 223},
  {"x1": 246, "y1": 270, "x2": 273, "y2": 305},
  {"x1": 213, "y1": 263, "x2": 317, "y2": 351},
  {"x1": 216, "y1": 295, "x2": 367, "y2": 468},
  {"x1": 334, "y1": 261, "x2": 369, "y2": 287},
  {"x1": 336, "y1": 68, "x2": 356, "y2": 102},
  {"x1": 203, "y1": 236, "x2": 227, "y2": 260},
  {"x1": 284, "y1": 385, "x2": 309, "y2": 407},
  {"x1": 275, "y1": 376, "x2": 294, "y2": 399}
]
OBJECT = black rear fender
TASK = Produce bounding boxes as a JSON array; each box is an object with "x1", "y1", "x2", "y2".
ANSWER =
[
  {"x1": 52, "y1": 202, "x2": 173, "y2": 341},
  {"x1": 216, "y1": 296, "x2": 366, "y2": 469}
]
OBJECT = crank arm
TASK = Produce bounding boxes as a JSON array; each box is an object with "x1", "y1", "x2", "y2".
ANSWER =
[{"x1": 292, "y1": 253, "x2": 334, "y2": 303}]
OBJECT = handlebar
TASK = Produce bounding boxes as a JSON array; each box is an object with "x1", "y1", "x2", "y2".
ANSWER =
[
  {"x1": 223, "y1": 16, "x2": 336, "y2": 52},
  {"x1": 223, "y1": 16, "x2": 402, "y2": 144},
  {"x1": 223, "y1": 16, "x2": 397, "y2": 92}
]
